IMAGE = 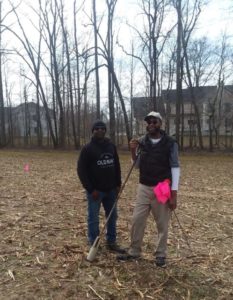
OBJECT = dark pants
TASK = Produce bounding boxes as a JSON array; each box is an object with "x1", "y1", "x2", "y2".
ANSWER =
[{"x1": 86, "y1": 189, "x2": 117, "y2": 244}]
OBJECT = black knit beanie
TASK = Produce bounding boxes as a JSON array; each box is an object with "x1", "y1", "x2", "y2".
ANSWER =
[{"x1": 91, "y1": 120, "x2": 107, "y2": 132}]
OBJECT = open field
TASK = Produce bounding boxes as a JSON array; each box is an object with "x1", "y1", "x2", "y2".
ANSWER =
[{"x1": 0, "y1": 150, "x2": 233, "y2": 300}]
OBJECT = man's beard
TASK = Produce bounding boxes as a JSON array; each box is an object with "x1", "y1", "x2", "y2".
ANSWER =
[{"x1": 146, "y1": 126, "x2": 160, "y2": 134}]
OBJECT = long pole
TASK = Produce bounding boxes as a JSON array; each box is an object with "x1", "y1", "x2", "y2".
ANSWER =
[{"x1": 173, "y1": 210, "x2": 193, "y2": 254}]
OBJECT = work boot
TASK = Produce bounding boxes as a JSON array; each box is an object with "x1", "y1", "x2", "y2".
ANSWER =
[
  {"x1": 106, "y1": 242, "x2": 126, "y2": 254},
  {"x1": 155, "y1": 257, "x2": 166, "y2": 268}
]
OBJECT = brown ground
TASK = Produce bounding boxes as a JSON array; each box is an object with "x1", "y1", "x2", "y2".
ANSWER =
[{"x1": 0, "y1": 150, "x2": 232, "y2": 300}]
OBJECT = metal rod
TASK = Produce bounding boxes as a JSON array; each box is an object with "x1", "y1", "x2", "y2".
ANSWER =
[{"x1": 173, "y1": 210, "x2": 193, "y2": 254}]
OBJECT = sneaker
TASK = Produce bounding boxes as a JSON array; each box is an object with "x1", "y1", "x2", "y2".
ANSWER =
[
  {"x1": 106, "y1": 242, "x2": 127, "y2": 254},
  {"x1": 155, "y1": 257, "x2": 166, "y2": 268},
  {"x1": 116, "y1": 253, "x2": 140, "y2": 261}
]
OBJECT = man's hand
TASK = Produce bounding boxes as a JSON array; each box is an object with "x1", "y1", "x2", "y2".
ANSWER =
[
  {"x1": 129, "y1": 139, "x2": 139, "y2": 161},
  {"x1": 129, "y1": 139, "x2": 139, "y2": 150},
  {"x1": 91, "y1": 190, "x2": 99, "y2": 200},
  {"x1": 168, "y1": 190, "x2": 177, "y2": 211}
]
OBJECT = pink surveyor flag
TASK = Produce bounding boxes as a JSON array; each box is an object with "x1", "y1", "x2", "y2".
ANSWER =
[
  {"x1": 24, "y1": 164, "x2": 30, "y2": 172},
  {"x1": 153, "y1": 179, "x2": 171, "y2": 204}
]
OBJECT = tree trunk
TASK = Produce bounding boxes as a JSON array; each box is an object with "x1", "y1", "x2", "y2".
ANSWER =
[
  {"x1": 106, "y1": 0, "x2": 116, "y2": 144},
  {"x1": 92, "y1": 0, "x2": 101, "y2": 118},
  {"x1": 60, "y1": 6, "x2": 78, "y2": 149},
  {"x1": 36, "y1": 84, "x2": 43, "y2": 147},
  {"x1": 0, "y1": 2, "x2": 6, "y2": 147},
  {"x1": 183, "y1": 50, "x2": 203, "y2": 149},
  {"x1": 74, "y1": 0, "x2": 81, "y2": 149},
  {"x1": 175, "y1": 0, "x2": 182, "y2": 147}
]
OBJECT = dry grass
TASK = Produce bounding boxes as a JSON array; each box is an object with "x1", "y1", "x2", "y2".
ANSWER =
[{"x1": 0, "y1": 150, "x2": 232, "y2": 299}]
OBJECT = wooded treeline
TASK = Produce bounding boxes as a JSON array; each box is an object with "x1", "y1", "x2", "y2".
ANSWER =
[{"x1": 0, "y1": 0, "x2": 233, "y2": 150}]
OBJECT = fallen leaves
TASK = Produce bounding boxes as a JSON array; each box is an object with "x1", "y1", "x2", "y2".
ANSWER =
[{"x1": 0, "y1": 151, "x2": 233, "y2": 299}]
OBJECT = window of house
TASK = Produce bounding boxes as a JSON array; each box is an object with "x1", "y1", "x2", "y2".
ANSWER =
[
  {"x1": 207, "y1": 102, "x2": 213, "y2": 113},
  {"x1": 224, "y1": 103, "x2": 231, "y2": 114},
  {"x1": 188, "y1": 119, "x2": 196, "y2": 125},
  {"x1": 32, "y1": 114, "x2": 37, "y2": 121},
  {"x1": 225, "y1": 118, "x2": 232, "y2": 132}
]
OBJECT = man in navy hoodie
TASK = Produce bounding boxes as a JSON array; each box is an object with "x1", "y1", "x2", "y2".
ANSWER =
[{"x1": 77, "y1": 120, "x2": 125, "y2": 254}]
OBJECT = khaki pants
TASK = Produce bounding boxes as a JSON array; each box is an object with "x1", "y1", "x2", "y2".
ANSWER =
[{"x1": 128, "y1": 183, "x2": 171, "y2": 258}]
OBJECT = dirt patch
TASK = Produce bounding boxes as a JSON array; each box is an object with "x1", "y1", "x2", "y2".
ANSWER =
[{"x1": 0, "y1": 150, "x2": 232, "y2": 299}]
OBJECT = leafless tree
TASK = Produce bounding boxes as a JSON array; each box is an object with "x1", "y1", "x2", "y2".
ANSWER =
[
  {"x1": 129, "y1": 42, "x2": 136, "y2": 137},
  {"x1": 92, "y1": 0, "x2": 100, "y2": 118},
  {"x1": 73, "y1": 0, "x2": 84, "y2": 148},
  {"x1": 57, "y1": 0, "x2": 80, "y2": 149},
  {"x1": 180, "y1": 0, "x2": 205, "y2": 149},
  {"x1": 173, "y1": 0, "x2": 183, "y2": 148},
  {"x1": 208, "y1": 35, "x2": 232, "y2": 150},
  {"x1": 87, "y1": 0, "x2": 131, "y2": 143},
  {"x1": 38, "y1": 0, "x2": 65, "y2": 147},
  {"x1": 0, "y1": 1, "x2": 15, "y2": 146},
  {"x1": 105, "y1": 0, "x2": 117, "y2": 143},
  {"x1": 186, "y1": 37, "x2": 217, "y2": 148},
  {"x1": 0, "y1": 1, "x2": 6, "y2": 146},
  {"x1": 128, "y1": 0, "x2": 174, "y2": 110},
  {"x1": 5, "y1": 1, "x2": 58, "y2": 147}
]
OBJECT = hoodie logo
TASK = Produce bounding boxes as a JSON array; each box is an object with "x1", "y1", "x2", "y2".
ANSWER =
[{"x1": 97, "y1": 153, "x2": 114, "y2": 168}]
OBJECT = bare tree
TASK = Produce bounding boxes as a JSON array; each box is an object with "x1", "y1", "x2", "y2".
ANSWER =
[
  {"x1": 208, "y1": 35, "x2": 232, "y2": 150},
  {"x1": 5, "y1": 1, "x2": 58, "y2": 147},
  {"x1": 106, "y1": 0, "x2": 117, "y2": 143},
  {"x1": 38, "y1": 0, "x2": 65, "y2": 147},
  {"x1": 88, "y1": 0, "x2": 131, "y2": 143},
  {"x1": 129, "y1": 42, "x2": 136, "y2": 137},
  {"x1": 186, "y1": 37, "x2": 217, "y2": 149},
  {"x1": 57, "y1": 0, "x2": 79, "y2": 149},
  {"x1": 180, "y1": 0, "x2": 205, "y2": 149},
  {"x1": 0, "y1": 1, "x2": 13, "y2": 146},
  {"x1": 125, "y1": 0, "x2": 174, "y2": 110},
  {"x1": 173, "y1": 0, "x2": 183, "y2": 148},
  {"x1": 73, "y1": 0, "x2": 84, "y2": 149},
  {"x1": 3, "y1": 68, "x2": 14, "y2": 146},
  {"x1": 187, "y1": 37, "x2": 217, "y2": 87},
  {"x1": 92, "y1": 0, "x2": 100, "y2": 118}
]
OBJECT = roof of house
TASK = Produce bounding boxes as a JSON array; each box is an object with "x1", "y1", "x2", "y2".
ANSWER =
[
  {"x1": 133, "y1": 85, "x2": 233, "y2": 119},
  {"x1": 4, "y1": 102, "x2": 53, "y2": 116},
  {"x1": 162, "y1": 85, "x2": 233, "y2": 102},
  {"x1": 132, "y1": 97, "x2": 166, "y2": 119}
]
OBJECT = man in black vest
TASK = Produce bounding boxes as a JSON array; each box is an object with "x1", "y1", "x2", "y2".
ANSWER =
[
  {"x1": 117, "y1": 112, "x2": 180, "y2": 267},
  {"x1": 77, "y1": 120, "x2": 126, "y2": 254}
]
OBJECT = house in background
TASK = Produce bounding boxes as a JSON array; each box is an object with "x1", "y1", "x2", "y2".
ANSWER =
[
  {"x1": 133, "y1": 85, "x2": 233, "y2": 137},
  {"x1": 5, "y1": 102, "x2": 52, "y2": 141}
]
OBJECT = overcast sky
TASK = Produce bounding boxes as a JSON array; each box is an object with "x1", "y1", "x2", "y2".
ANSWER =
[
  {"x1": 6, "y1": 0, "x2": 233, "y2": 38},
  {"x1": 197, "y1": 0, "x2": 233, "y2": 39},
  {"x1": 2, "y1": 0, "x2": 233, "y2": 105}
]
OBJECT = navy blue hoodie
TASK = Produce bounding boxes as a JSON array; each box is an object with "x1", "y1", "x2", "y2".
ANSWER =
[{"x1": 77, "y1": 137, "x2": 121, "y2": 193}]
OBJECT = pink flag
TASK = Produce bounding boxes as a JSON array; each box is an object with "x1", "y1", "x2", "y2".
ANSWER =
[
  {"x1": 153, "y1": 179, "x2": 171, "y2": 204},
  {"x1": 24, "y1": 164, "x2": 30, "y2": 172}
]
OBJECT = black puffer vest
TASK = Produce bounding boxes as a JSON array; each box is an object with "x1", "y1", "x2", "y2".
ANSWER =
[{"x1": 138, "y1": 132, "x2": 174, "y2": 186}]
